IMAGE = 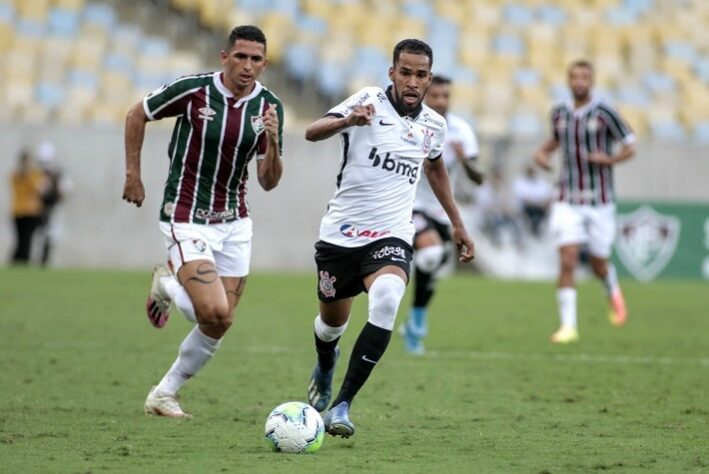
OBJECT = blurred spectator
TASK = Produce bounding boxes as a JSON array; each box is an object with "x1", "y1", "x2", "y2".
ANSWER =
[
  {"x1": 476, "y1": 168, "x2": 523, "y2": 248},
  {"x1": 512, "y1": 164, "x2": 554, "y2": 237},
  {"x1": 35, "y1": 141, "x2": 72, "y2": 266},
  {"x1": 10, "y1": 148, "x2": 47, "y2": 264}
]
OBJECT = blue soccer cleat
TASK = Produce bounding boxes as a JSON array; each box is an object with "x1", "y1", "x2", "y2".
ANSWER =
[
  {"x1": 307, "y1": 347, "x2": 340, "y2": 412},
  {"x1": 324, "y1": 401, "x2": 355, "y2": 438}
]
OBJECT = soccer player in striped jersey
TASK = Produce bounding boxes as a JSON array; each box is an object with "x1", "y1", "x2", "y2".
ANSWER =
[
  {"x1": 534, "y1": 60, "x2": 635, "y2": 344},
  {"x1": 122, "y1": 25, "x2": 284, "y2": 417},
  {"x1": 401, "y1": 75, "x2": 483, "y2": 355},
  {"x1": 304, "y1": 39, "x2": 475, "y2": 438}
]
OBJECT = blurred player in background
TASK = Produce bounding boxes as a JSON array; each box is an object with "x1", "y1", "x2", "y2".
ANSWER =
[
  {"x1": 35, "y1": 141, "x2": 72, "y2": 267},
  {"x1": 122, "y1": 25, "x2": 284, "y2": 417},
  {"x1": 534, "y1": 59, "x2": 635, "y2": 344},
  {"x1": 400, "y1": 74, "x2": 483, "y2": 355},
  {"x1": 9, "y1": 148, "x2": 46, "y2": 265},
  {"x1": 304, "y1": 39, "x2": 475, "y2": 438}
]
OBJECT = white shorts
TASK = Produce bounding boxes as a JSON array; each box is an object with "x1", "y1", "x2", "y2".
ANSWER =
[
  {"x1": 549, "y1": 202, "x2": 616, "y2": 258},
  {"x1": 159, "y1": 219, "x2": 253, "y2": 277}
]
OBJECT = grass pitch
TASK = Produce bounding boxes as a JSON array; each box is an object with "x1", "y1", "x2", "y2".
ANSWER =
[{"x1": 0, "y1": 267, "x2": 707, "y2": 473}]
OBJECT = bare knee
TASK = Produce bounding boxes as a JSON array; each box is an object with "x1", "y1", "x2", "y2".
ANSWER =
[{"x1": 195, "y1": 302, "x2": 232, "y2": 336}]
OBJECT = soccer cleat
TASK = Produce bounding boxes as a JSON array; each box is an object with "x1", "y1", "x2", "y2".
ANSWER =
[
  {"x1": 404, "y1": 327, "x2": 425, "y2": 355},
  {"x1": 144, "y1": 386, "x2": 192, "y2": 419},
  {"x1": 549, "y1": 326, "x2": 579, "y2": 344},
  {"x1": 146, "y1": 264, "x2": 172, "y2": 328},
  {"x1": 608, "y1": 290, "x2": 627, "y2": 327},
  {"x1": 324, "y1": 401, "x2": 355, "y2": 438},
  {"x1": 307, "y1": 347, "x2": 340, "y2": 412}
]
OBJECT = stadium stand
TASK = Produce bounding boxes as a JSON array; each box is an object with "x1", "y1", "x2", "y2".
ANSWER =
[{"x1": 2, "y1": 0, "x2": 708, "y2": 141}]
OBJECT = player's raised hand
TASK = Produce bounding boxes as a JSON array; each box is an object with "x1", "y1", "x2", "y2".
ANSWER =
[
  {"x1": 346, "y1": 104, "x2": 375, "y2": 127},
  {"x1": 122, "y1": 177, "x2": 145, "y2": 207},
  {"x1": 452, "y1": 226, "x2": 475, "y2": 263},
  {"x1": 264, "y1": 103, "x2": 279, "y2": 144}
]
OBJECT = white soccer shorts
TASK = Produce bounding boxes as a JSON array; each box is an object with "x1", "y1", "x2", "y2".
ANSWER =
[
  {"x1": 549, "y1": 202, "x2": 616, "y2": 258},
  {"x1": 159, "y1": 218, "x2": 253, "y2": 277}
]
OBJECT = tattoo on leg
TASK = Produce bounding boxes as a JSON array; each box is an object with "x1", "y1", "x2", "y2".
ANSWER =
[
  {"x1": 226, "y1": 277, "x2": 247, "y2": 299},
  {"x1": 185, "y1": 263, "x2": 218, "y2": 285}
]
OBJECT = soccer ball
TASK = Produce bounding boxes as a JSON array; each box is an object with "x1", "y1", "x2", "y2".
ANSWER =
[{"x1": 264, "y1": 401, "x2": 325, "y2": 453}]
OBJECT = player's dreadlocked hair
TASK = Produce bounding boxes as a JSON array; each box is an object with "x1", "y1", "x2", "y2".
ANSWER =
[
  {"x1": 227, "y1": 25, "x2": 267, "y2": 51},
  {"x1": 392, "y1": 39, "x2": 433, "y2": 68}
]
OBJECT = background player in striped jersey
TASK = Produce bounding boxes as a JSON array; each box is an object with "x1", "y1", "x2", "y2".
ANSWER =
[
  {"x1": 304, "y1": 39, "x2": 475, "y2": 438},
  {"x1": 122, "y1": 25, "x2": 284, "y2": 417},
  {"x1": 401, "y1": 74, "x2": 483, "y2": 355},
  {"x1": 534, "y1": 59, "x2": 635, "y2": 344}
]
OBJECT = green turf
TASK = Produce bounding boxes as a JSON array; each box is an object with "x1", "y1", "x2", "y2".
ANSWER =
[{"x1": 0, "y1": 267, "x2": 707, "y2": 473}]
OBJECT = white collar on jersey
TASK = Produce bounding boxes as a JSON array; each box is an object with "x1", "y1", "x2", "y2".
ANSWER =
[
  {"x1": 565, "y1": 95, "x2": 600, "y2": 117},
  {"x1": 213, "y1": 72, "x2": 263, "y2": 107}
]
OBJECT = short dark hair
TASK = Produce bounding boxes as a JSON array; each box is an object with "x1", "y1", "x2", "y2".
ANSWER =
[
  {"x1": 568, "y1": 59, "x2": 594, "y2": 75},
  {"x1": 431, "y1": 75, "x2": 451, "y2": 86},
  {"x1": 227, "y1": 25, "x2": 267, "y2": 51},
  {"x1": 392, "y1": 39, "x2": 433, "y2": 68}
]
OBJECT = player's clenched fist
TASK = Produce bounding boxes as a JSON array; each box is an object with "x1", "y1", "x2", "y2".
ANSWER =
[
  {"x1": 346, "y1": 104, "x2": 375, "y2": 127},
  {"x1": 264, "y1": 103, "x2": 279, "y2": 144}
]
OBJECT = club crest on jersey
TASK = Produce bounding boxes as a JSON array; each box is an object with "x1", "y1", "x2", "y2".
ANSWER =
[
  {"x1": 198, "y1": 107, "x2": 216, "y2": 121},
  {"x1": 421, "y1": 128, "x2": 434, "y2": 154},
  {"x1": 319, "y1": 271, "x2": 337, "y2": 298},
  {"x1": 587, "y1": 117, "x2": 599, "y2": 133},
  {"x1": 251, "y1": 115, "x2": 265, "y2": 135},
  {"x1": 615, "y1": 206, "x2": 680, "y2": 282}
]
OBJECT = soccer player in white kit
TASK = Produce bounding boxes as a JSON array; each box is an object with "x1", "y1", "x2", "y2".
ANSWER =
[
  {"x1": 401, "y1": 75, "x2": 483, "y2": 354},
  {"x1": 534, "y1": 60, "x2": 635, "y2": 344},
  {"x1": 304, "y1": 39, "x2": 475, "y2": 438}
]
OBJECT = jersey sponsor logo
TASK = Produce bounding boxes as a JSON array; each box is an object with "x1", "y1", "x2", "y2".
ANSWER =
[
  {"x1": 367, "y1": 147, "x2": 420, "y2": 184},
  {"x1": 198, "y1": 106, "x2": 216, "y2": 121},
  {"x1": 615, "y1": 206, "x2": 680, "y2": 282},
  {"x1": 318, "y1": 270, "x2": 337, "y2": 298},
  {"x1": 376, "y1": 91, "x2": 387, "y2": 102},
  {"x1": 401, "y1": 131, "x2": 418, "y2": 147},
  {"x1": 251, "y1": 115, "x2": 265, "y2": 135},
  {"x1": 339, "y1": 224, "x2": 391, "y2": 239},
  {"x1": 422, "y1": 113, "x2": 444, "y2": 128},
  {"x1": 344, "y1": 92, "x2": 370, "y2": 114},
  {"x1": 195, "y1": 208, "x2": 235, "y2": 220},
  {"x1": 371, "y1": 245, "x2": 407, "y2": 260}
]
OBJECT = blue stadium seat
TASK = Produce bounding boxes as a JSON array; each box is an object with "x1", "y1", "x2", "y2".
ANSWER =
[
  {"x1": 504, "y1": 4, "x2": 534, "y2": 26},
  {"x1": 692, "y1": 121, "x2": 709, "y2": 143},
  {"x1": 605, "y1": 6, "x2": 638, "y2": 26},
  {"x1": 536, "y1": 5, "x2": 567, "y2": 26},
  {"x1": 0, "y1": 3, "x2": 14, "y2": 22},
  {"x1": 36, "y1": 82, "x2": 66, "y2": 107},
  {"x1": 284, "y1": 43, "x2": 317, "y2": 81},
  {"x1": 83, "y1": 3, "x2": 116, "y2": 29},
  {"x1": 48, "y1": 8, "x2": 80, "y2": 38},
  {"x1": 663, "y1": 41, "x2": 697, "y2": 63},
  {"x1": 650, "y1": 119, "x2": 685, "y2": 141},
  {"x1": 643, "y1": 71, "x2": 676, "y2": 95}
]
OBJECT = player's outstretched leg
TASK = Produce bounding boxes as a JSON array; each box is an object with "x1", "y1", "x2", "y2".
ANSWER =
[
  {"x1": 603, "y1": 264, "x2": 627, "y2": 326},
  {"x1": 550, "y1": 287, "x2": 579, "y2": 343},
  {"x1": 146, "y1": 264, "x2": 172, "y2": 328},
  {"x1": 308, "y1": 315, "x2": 347, "y2": 412}
]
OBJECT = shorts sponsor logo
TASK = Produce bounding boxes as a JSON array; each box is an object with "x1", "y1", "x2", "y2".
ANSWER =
[
  {"x1": 319, "y1": 271, "x2": 337, "y2": 298},
  {"x1": 192, "y1": 239, "x2": 207, "y2": 253},
  {"x1": 198, "y1": 107, "x2": 216, "y2": 121},
  {"x1": 367, "y1": 147, "x2": 419, "y2": 184},
  {"x1": 372, "y1": 245, "x2": 407, "y2": 260},
  {"x1": 339, "y1": 224, "x2": 390, "y2": 239},
  {"x1": 615, "y1": 206, "x2": 680, "y2": 281},
  {"x1": 251, "y1": 115, "x2": 265, "y2": 135}
]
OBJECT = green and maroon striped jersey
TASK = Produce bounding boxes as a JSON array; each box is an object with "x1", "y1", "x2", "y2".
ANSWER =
[
  {"x1": 550, "y1": 98, "x2": 634, "y2": 206},
  {"x1": 143, "y1": 72, "x2": 283, "y2": 224}
]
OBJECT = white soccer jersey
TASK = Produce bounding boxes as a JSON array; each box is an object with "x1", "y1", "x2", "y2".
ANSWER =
[
  {"x1": 413, "y1": 112, "x2": 479, "y2": 224},
  {"x1": 319, "y1": 86, "x2": 447, "y2": 248}
]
